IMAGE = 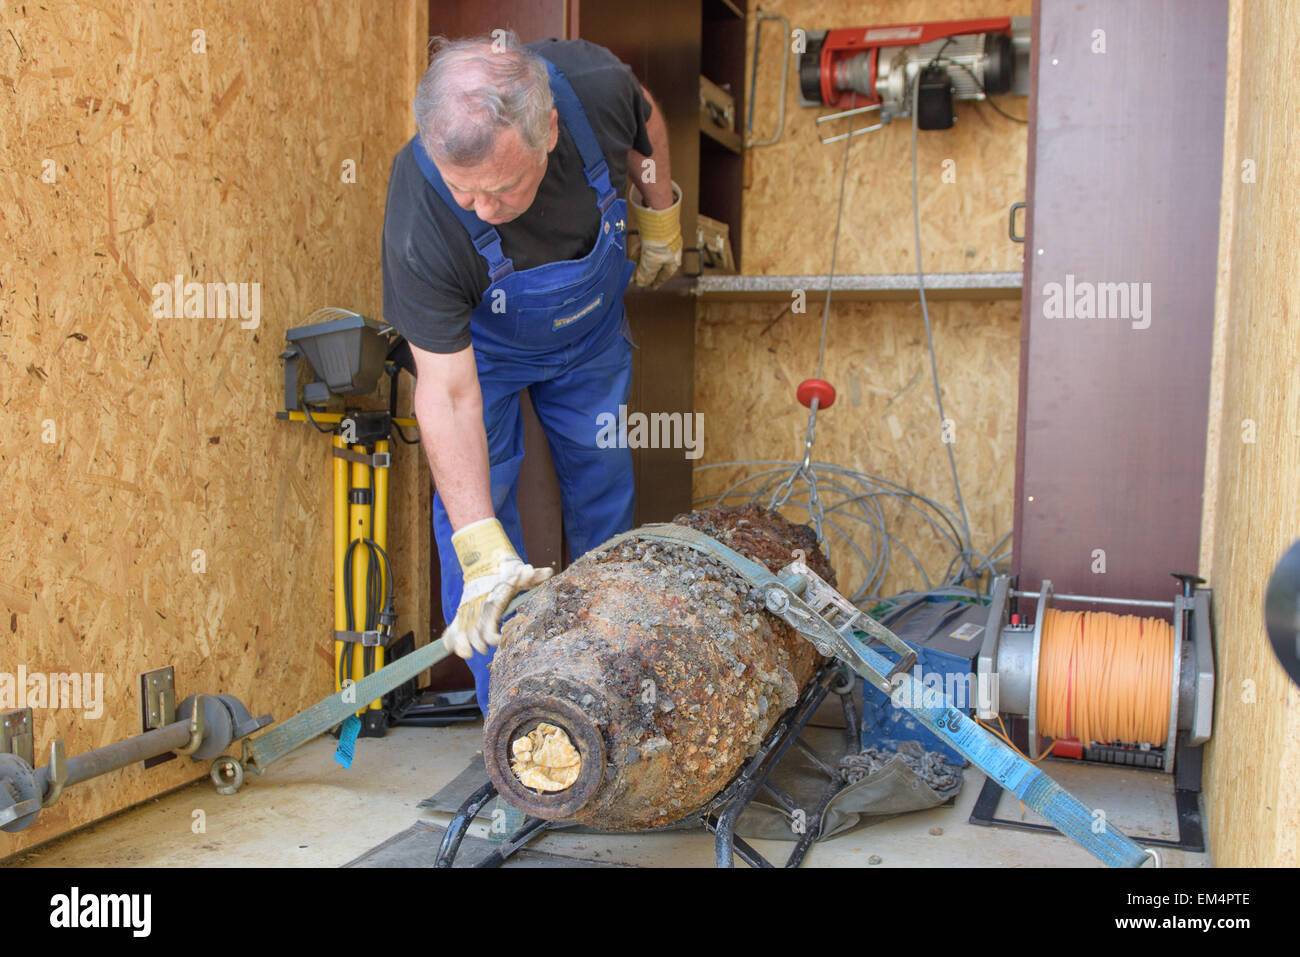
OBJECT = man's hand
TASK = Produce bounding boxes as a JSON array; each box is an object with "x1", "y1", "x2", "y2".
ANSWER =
[
  {"x1": 628, "y1": 180, "x2": 683, "y2": 289},
  {"x1": 443, "y1": 517, "x2": 553, "y2": 658}
]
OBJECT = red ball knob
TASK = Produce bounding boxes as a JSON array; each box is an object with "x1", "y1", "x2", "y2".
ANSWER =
[{"x1": 796, "y1": 378, "x2": 836, "y2": 411}]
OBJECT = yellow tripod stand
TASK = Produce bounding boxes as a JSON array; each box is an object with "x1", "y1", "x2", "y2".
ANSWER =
[{"x1": 279, "y1": 311, "x2": 420, "y2": 737}]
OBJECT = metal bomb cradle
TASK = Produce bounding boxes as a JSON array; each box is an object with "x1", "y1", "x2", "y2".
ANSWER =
[{"x1": 443, "y1": 661, "x2": 859, "y2": 869}]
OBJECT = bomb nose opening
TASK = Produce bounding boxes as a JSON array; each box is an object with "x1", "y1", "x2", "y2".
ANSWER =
[
  {"x1": 510, "y1": 721, "x2": 582, "y2": 792},
  {"x1": 484, "y1": 688, "x2": 606, "y2": 820}
]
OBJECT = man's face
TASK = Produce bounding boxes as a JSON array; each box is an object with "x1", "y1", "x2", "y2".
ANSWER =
[{"x1": 435, "y1": 109, "x2": 559, "y2": 225}]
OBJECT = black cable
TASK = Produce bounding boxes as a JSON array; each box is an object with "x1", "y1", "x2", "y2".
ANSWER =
[
  {"x1": 934, "y1": 55, "x2": 1028, "y2": 123},
  {"x1": 339, "y1": 463, "x2": 396, "y2": 700},
  {"x1": 358, "y1": 538, "x2": 395, "y2": 607},
  {"x1": 371, "y1": 500, "x2": 380, "y2": 673},
  {"x1": 342, "y1": 508, "x2": 356, "y2": 692},
  {"x1": 343, "y1": 537, "x2": 396, "y2": 625},
  {"x1": 341, "y1": 532, "x2": 395, "y2": 707},
  {"x1": 342, "y1": 530, "x2": 357, "y2": 692},
  {"x1": 339, "y1": 643, "x2": 353, "y2": 696},
  {"x1": 302, "y1": 402, "x2": 337, "y2": 434},
  {"x1": 364, "y1": 495, "x2": 379, "y2": 677},
  {"x1": 391, "y1": 419, "x2": 421, "y2": 444},
  {"x1": 926, "y1": 36, "x2": 955, "y2": 71},
  {"x1": 386, "y1": 366, "x2": 422, "y2": 444}
]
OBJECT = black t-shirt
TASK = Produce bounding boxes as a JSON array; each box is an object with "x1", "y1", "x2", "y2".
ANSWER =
[{"x1": 381, "y1": 39, "x2": 653, "y2": 354}]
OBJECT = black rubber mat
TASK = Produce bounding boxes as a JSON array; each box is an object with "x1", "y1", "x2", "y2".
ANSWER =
[{"x1": 342, "y1": 820, "x2": 625, "y2": 868}]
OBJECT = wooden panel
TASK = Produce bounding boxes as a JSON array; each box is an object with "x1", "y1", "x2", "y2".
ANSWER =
[
  {"x1": 581, "y1": 0, "x2": 703, "y2": 524},
  {"x1": 579, "y1": 0, "x2": 701, "y2": 250},
  {"x1": 1203, "y1": 0, "x2": 1300, "y2": 868},
  {"x1": 516, "y1": 391, "x2": 565, "y2": 569},
  {"x1": 1197, "y1": 1, "x2": 1245, "y2": 584},
  {"x1": 701, "y1": 1, "x2": 747, "y2": 266},
  {"x1": 626, "y1": 297, "x2": 697, "y2": 524},
  {"x1": 1013, "y1": 0, "x2": 1226, "y2": 600},
  {"x1": 428, "y1": 0, "x2": 567, "y2": 41},
  {"x1": 0, "y1": 0, "x2": 426, "y2": 853}
]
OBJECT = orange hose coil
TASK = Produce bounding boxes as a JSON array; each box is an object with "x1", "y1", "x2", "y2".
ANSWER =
[{"x1": 1036, "y1": 608, "x2": 1174, "y2": 747}]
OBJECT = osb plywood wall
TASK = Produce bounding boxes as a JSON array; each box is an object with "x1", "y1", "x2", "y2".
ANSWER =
[
  {"x1": 1202, "y1": 0, "x2": 1300, "y2": 867},
  {"x1": 0, "y1": 0, "x2": 427, "y2": 855},
  {"x1": 697, "y1": 301, "x2": 1020, "y2": 599},
  {"x1": 695, "y1": 0, "x2": 1029, "y2": 599}
]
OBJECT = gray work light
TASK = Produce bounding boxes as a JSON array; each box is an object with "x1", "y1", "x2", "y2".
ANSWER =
[{"x1": 281, "y1": 308, "x2": 393, "y2": 409}]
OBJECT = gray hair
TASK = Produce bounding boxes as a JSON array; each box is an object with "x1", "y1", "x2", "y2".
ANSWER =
[{"x1": 414, "y1": 32, "x2": 554, "y2": 166}]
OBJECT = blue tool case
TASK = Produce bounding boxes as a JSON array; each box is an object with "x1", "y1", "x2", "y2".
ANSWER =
[{"x1": 860, "y1": 597, "x2": 990, "y2": 766}]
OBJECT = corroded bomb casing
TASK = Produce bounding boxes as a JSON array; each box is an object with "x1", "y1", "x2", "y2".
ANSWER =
[{"x1": 483, "y1": 505, "x2": 834, "y2": 831}]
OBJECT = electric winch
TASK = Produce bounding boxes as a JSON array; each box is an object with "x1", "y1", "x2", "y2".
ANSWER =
[
  {"x1": 977, "y1": 574, "x2": 1215, "y2": 773},
  {"x1": 798, "y1": 16, "x2": 1031, "y2": 134}
]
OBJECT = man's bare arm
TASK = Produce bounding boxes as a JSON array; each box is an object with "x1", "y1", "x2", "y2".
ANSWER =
[
  {"x1": 408, "y1": 341, "x2": 494, "y2": 531},
  {"x1": 627, "y1": 84, "x2": 674, "y2": 209}
]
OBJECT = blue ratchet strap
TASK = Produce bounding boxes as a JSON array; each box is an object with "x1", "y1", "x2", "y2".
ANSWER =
[
  {"x1": 878, "y1": 662, "x2": 1149, "y2": 868},
  {"x1": 333, "y1": 713, "x2": 361, "y2": 769},
  {"x1": 601, "y1": 524, "x2": 1151, "y2": 869}
]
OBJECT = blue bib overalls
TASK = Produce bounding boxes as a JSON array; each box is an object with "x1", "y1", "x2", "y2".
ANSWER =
[{"x1": 411, "y1": 58, "x2": 638, "y2": 714}]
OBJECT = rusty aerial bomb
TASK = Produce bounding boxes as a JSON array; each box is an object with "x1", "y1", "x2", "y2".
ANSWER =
[{"x1": 482, "y1": 505, "x2": 834, "y2": 831}]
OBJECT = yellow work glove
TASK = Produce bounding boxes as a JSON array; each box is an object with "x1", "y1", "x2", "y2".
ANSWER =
[
  {"x1": 443, "y1": 518, "x2": 553, "y2": 658},
  {"x1": 627, "y1": 180, "x2": 683, "y2": 289}
]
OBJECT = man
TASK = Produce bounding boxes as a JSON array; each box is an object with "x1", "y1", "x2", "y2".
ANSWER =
[{"x1": 382, "y1": 33, "x2": 681, "y2": 714}]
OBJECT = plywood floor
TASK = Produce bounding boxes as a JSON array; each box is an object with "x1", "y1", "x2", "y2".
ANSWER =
[{"x1": 4, "y1": 721, "x2": 1211, "y2": 869}]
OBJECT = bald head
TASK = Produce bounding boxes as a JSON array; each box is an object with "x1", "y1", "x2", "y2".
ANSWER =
[
  {"x1": 411, "y1": 32, "x2": 560, "y2": 223},
  {"x1": 414, "y1": 32, "x2": 555, "y2": 166}
]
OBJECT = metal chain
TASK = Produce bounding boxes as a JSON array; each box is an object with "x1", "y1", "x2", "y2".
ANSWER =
[{"x1": 769, "y1": 398, "x2": 826, "y2": 546}]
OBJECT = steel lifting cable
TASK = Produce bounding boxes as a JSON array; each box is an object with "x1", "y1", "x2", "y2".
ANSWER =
[
  {"x1": 703, "y1": 458, "x2": 1008, "y2": 608},
  {"x1": 909, "y1": 71, "x2": 974, "y2": 571},
  {"x1": 769, "y1": 94, "x2": 858, "y2": 546},
  {"x1": 768, "y1": 396, "x2": 828, "y2": 542},
  {"x1": 710, "y1": 72, "x2": 1013, "y2": 605}
]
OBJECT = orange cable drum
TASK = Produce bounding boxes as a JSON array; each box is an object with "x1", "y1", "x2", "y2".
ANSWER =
[{"x1": 1036, "y1": 608, "x2": 1174, "y2": 747}]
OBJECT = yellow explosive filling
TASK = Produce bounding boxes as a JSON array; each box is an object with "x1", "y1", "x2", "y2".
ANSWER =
[{"x1": 510, "y1": 722, "x2": 581, "y2": 792}]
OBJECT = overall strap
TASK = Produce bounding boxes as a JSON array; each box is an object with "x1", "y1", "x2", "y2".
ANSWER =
[
  {"x1": 408, "y1": 50, "x2": 618, "y2": 282},
  {"x1": 538, "y1": 56, "x2": 618, "y2": 214},
  {"x1": 411, "y1": 135, "x2": 514, "y2": 283}
]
